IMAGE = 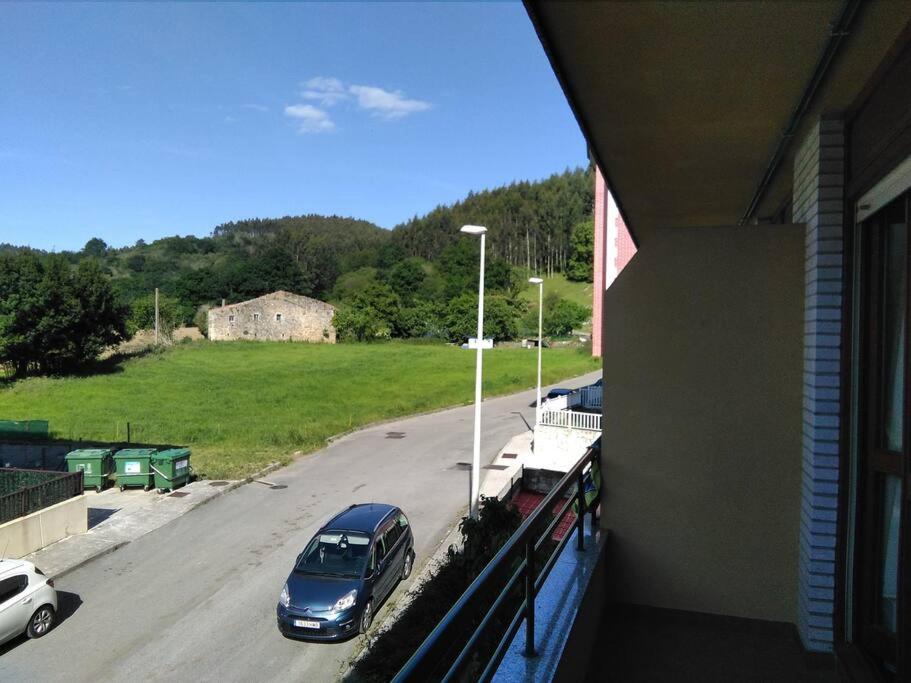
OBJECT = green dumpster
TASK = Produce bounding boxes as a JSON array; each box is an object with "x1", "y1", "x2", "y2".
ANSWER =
[
  {"x1": 64, "y1": 448, "x2": 114, "y2": 492},
  {"x1": 113, "y1": 448, "x2": 156, "y2": 491},
  {"x1": 150, "y1": 448, "x2": 192, "y2": 493}
]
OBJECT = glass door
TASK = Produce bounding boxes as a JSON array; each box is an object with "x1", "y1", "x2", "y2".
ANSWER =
[{"x1": 858, "y1": 191, "x2": 910, "y2": 679}]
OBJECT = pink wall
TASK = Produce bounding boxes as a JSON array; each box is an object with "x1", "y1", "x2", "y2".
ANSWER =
[{"x1": 592, "y1": 166, "x2": 636, "y2": 358}]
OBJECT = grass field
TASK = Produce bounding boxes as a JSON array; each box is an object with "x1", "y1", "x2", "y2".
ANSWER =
[
  {"x1": 518, "y1": 274, "x2": 593, "y2": 310},
  {"x1": 0, "y1": 341, "x2": 599, "y2": 479}
]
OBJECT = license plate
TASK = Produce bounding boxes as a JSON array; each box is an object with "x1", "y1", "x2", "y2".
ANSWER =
[{"x1": 293, "y1": 619, "x2": 320, "y2": 629}]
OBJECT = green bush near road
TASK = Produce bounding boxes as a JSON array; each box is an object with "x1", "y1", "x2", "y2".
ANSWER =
[{"x1": 0, "y1": 341, "x2": 598, "y2": 479}]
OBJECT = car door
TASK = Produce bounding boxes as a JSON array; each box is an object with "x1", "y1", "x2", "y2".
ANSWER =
[
  {"x1": 375, "y1": 523, "x2": 399, "y2": 602},
  {"x1": 0, "y1": 575, "x2": 31, "y2": 643},
  {"x1": 382, "y1": 521, "x2": 405, "y2": 594},
  {"x1": 371, "y1": 530, "x2": 390, "y2": 602}
]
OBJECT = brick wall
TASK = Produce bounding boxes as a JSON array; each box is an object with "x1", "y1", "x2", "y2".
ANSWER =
[{"x1": 792, "y1": 117, "x2": 845, "y2": 652}]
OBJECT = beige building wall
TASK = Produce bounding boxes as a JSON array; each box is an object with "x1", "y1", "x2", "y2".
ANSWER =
[
  {"x1": 0, "y1": 495, "x2": 87, "y2": 559},
  {"x1": 601, "y1": 224, "x2": 804, "y2": 623}
]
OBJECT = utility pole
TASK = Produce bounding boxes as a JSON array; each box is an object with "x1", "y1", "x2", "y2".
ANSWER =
[{"x1": 154, "y1": 287, "x2": 160, "y2": 346}]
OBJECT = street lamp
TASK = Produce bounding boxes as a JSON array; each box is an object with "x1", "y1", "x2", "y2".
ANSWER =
[
  {"x1": 460, "y1": 224, "x2": 487, "y2": 519},
  {"x1": 529, "y1": 277, "x2": 543, "y2": 421}
]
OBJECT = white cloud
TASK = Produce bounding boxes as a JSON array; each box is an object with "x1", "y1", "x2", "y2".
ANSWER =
[
  {"x1": 348, "y1": 84, "x2": 431, "y2": 119},
  {"x1": 296, "y1": 76, "x2": 432, "y2": 122},
  {"x1": 301, "y1": 77, "x2": 350, "y2": 106},
  {"x1": 284, "y1": 104, "x2": 335, "y2": 133}
]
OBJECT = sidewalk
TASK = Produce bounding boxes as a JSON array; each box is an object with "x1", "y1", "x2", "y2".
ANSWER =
[
  {"x1": 479, "y1": 430, "x2": 533, "y2": 501},
  {"x1": 25, "y1": 478, "x2": 240, "y2": 578}
]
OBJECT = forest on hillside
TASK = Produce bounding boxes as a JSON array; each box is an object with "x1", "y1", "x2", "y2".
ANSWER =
[{"x1": 1, "y1": 166, "x2": 596, "y2": 371}]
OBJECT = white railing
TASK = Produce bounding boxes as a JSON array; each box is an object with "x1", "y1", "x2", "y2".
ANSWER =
[{"x1": 539, "y1": 409, "x2": 602, "y2": 432}]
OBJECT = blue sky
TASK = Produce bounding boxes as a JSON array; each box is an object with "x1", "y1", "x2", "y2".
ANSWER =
[{"x1": 0, "y1": 2, "x2": 586, "y2": 251}]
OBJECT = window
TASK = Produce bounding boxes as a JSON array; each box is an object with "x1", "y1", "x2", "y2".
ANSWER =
[
  {"x1": 384, "y1": 522, "x2": 402, "y2": 549},
  {"x1": 275, "y1": 313, "x2": 282, "y2": 322},
  {"x1": 294, "y1": 530, "x2": 371, "y2": 579},
  {"x1": 228, "y1": 314, "x2": 235, "y2": 323},
  {"x1": 0, "y1": 575, "x2": 27, "y2": 604},
  {"x1": 854, "y1": 189, "x2": 910, "y2": 675},
  {"x1": 253, "y1": 313, "x2": 259, "y2": 322}
]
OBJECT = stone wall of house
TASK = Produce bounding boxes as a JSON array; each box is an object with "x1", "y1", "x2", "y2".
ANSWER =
[{"x1": 207, "y1": 293, "x2": 336, "y2": 343}]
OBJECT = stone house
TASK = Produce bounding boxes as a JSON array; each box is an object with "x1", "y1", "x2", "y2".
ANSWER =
[{"x1": 207, "y1": 291, "x2": 336, "y2": 343}]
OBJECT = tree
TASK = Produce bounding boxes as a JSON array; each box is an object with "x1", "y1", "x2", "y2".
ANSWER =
[
  {"x1": 544, "y1": 297, "x2": 590, "y2": 336},
  {"x1": 386, "y1": 258, "x2": 426, "y2": 304},
  {"x1": 127, "y1": 293, "x2": 186, "y2": 341},
  {"x1": 193, "y1": 305, "x2": 210, "y2": 338},
  {"x1": 444, "y1": 293, "x2": 523, "y2": 343},
  {"x1": 82, "y1": 237, "x2": 109, "y2": 258},
  {"x1": 566, "y1": 219, "x2": 594, "y2": 281},
  {"x1": 333, "y1": 283, "x2": 401, "y2": 342},
  {"x1": 0, "y1": 253, "x2": 127, "y2": 376},
  {"x1": 71, "y1": 259, "x2": 131, "y2": 360},
  {"x1": 396, "y1": 301, "x2": 446, "y2": 339},
  {"x1": 126, "y1": 254, "x2": 146, "y2": 272}
]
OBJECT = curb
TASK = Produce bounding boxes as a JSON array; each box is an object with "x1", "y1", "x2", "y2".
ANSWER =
[
  {"x1": 50, "y1": 460, "x2": 284, "y2": 580},
  {"x1": 52, "y1": 541, "x2": 130, "y2": 580}
]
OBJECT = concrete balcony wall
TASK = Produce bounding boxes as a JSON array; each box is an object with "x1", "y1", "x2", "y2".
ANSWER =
[
  {"x1": 530, "y1": 423, "x2": 600, "y2": 472},
  {"x1": 601, "y1": 224, "x2": 804, "y2": 623},
  {"x1": 0, "y1": 494, "x2": 88, "y2": 559}
]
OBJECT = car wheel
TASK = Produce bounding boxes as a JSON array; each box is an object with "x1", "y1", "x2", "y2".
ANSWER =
[
  {"x1": 359, "y1": 600, "x2": 373, "y2": 634},
  {"x1": 26, "y1": 605, "x2": 55, "y2": 639},
  {"x1": 401, "y1": 551, "x2": 414, "y2": 580}
]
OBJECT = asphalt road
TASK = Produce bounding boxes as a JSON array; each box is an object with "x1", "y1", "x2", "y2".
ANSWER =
[{"x1": 0, "y1": 371, "x2": 599, "y2": 682}]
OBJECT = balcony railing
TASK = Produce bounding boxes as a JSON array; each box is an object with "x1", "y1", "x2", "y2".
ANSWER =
[
  {"x1": 540, "y1": 384, "x2": 602, "y2": 414},
  {"x1": 394, "y1": 442, "x2": 601, "y2": 682},
  {"x1": 0, "y1": 468, "x2": 84, "y2": 524},
  {"x1": 539, "y1": 409, "x2": 602, "y2": 431}
]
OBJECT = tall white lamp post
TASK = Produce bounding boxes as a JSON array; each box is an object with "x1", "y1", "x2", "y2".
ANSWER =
[
  {"x1": 529, "y1": 277, "x2": 544, "y2": 421},
  {"x1": 461, "y1": 224, "x2": 487, "y2": 519}
]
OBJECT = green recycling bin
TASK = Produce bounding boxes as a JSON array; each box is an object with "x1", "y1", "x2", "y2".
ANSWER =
[
  {"x1": 113, "y1": 448, "x2": 156, "y2": 491},
  {"x1": 150, "y1": 448, "x2": 192, "y2": 493},
  {"x1": 64, "y1": 448, "x2": 114, "y2": 492}
]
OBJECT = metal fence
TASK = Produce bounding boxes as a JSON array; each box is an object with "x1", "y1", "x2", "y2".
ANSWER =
[
  {"x1": 0, "y1": 468, "x2": 83, "y2": 525},
  {"x1": 393, "y1": 442, "x2": 601, "y2": 682}
]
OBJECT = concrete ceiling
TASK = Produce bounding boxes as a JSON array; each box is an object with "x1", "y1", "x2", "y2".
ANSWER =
[{"x1": 526, "y1": 1, "x2": 911, "y2": 245}]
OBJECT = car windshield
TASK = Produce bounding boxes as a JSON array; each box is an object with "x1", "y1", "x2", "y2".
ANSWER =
[{"x1": 295, "y1": 530, "x2": 371, "y2": 578}]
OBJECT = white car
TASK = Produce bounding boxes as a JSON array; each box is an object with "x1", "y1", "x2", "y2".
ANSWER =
[{"x1": 0, "y1": 559, "x2": 58, "y2": 645}]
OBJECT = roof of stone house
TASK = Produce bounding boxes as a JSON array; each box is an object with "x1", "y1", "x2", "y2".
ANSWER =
[{"x1": 215, "y1": 290, "x2": 334, "y2": 311}]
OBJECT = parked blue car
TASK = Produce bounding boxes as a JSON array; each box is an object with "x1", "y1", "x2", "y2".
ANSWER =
[{"x1": 277, "y1": 503, "x2": 415, "y2": 641}]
